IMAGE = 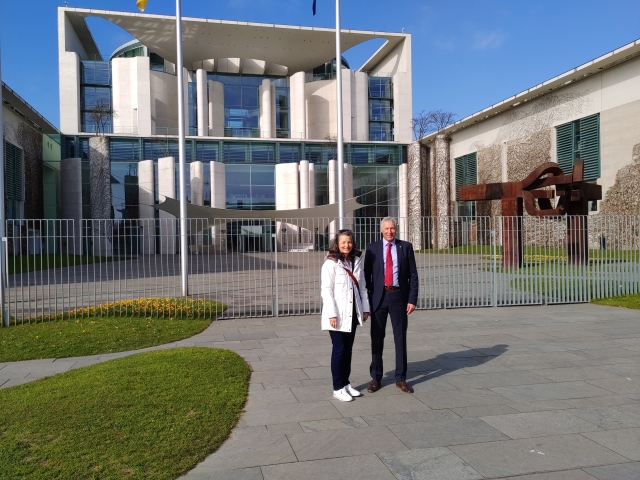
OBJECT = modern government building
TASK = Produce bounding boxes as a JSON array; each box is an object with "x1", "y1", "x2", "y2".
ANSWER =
[{"x1": 2, "y1": 7, "x2": 640, "y2": 253}]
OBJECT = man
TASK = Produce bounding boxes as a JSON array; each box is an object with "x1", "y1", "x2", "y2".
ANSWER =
[{"x1": 364, "y1": 217, "x2": 419, "y2": 393}]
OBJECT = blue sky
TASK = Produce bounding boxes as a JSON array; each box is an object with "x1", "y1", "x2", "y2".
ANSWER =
[{"x1": 1, "y1": 0, "x2": 639, "y2": 129}]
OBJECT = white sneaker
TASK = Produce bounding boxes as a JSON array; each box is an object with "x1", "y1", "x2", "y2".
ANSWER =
[
  {"x1": 333, "y1": 387, "x2": 353, "y2": 402},
  {"x1": 344, "y1": 384, "x2": 362, "y2": 397}
]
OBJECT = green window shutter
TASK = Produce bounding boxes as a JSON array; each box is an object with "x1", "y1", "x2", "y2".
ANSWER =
[
  {"x1": 454, "y1": 152, "x2": 477, "y2": 200},
  {"x1": 4, "y1": 141, "x2": 23, "y2": 201},
  {"x1": 579, "y1": 113, "x2": 600, "y2": 181},
  {"x1": 556, "y1": 121, "x2": 574, "y2": 175}
]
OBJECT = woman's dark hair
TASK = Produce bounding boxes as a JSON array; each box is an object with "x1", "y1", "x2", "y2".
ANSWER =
[{"x1": 326, "y1": 229, "x2": 361, "y2": 263}]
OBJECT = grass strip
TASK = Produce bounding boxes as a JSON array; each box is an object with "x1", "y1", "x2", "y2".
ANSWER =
[
  {"x1": 592, "y1": 293, "x2": 640, "y2": 309},
  {"x1": 0, "y1": 316, "x2": 211, "y2": 362},
  {"x1": 0, "y1": 348, "x2": 250, "y2": 480},
  {"x1": 8, "y1": 254, "x2": 116, "y2": 275}
]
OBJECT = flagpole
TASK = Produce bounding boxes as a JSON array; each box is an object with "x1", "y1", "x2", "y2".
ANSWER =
[
  {"x1": 335, "y1": 0, "x2": 345, "y2": 229},
  {"x1": 175, "y1": 0, "x2": 189, "y2": 296},
  {"x1": 0, "y1": 40, "x2": 8, "y2": 326}
]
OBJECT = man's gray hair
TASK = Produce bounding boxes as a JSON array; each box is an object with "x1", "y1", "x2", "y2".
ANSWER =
[{"x1": 380, "y1": 217, "x2": 397, "y2": 230}]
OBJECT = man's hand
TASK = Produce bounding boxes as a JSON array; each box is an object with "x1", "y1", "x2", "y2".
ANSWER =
[
  {"x1": 329, "y1": 317, "x2": 337, "y2": 329},
  {"x1": 363, "y1": 312, "x2": 369, "y2": 322},
  {"x1": 406, "y1": 304, "x2": 416, "y2": 315}
]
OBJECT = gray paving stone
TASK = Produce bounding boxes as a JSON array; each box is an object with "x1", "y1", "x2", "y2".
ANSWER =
[
  {"x1": 568, "y1": 407, "x2": 640, "y2": 430},
  {"x1": 532, "y1": 367, "x2": 621, "y2": 382},
  {"x1": 231, "y1": 426, "x2": 269, "y2": 439},
  {"x1": 509, "y1": 399, "x2": 603, "y2": 413},
  {"x1": 450, "y1": 434, "x2": 629, "y2": 478},
  {"x1": 479, "y1": 410, "x2": 600, "y2": 439},
  {"x1": 286, "y1": 426, "x2": 407, "y2": 461},
  {"x1": 242, "y1": 401, "x2": 341, "y2": 426},
  {"x1": 587, "y1": 377, "x2": 640, "y2": 395},
  {"x1": 444, "y1": 371, "x2": 552, "y2": 389},
  {"x1": 329, "y1": 392, "x2": 431, "y2": 416},
  {"x1": 246, "y1": 388, "x2": 299, "y2": 408},
  {"x1": 451, "y1": 404, "x2": 519, "y2": 418},
  {"x1": 490, "y1": 382, "x2": 614, "y2": 403},
  {"x1": 582, "y1": 427, "x2": 640, "y2": 461},
  {"x1": 262, "y1": 380, "x2": 303, "y2": 390},
  {"x1": 290, "y1": 385, "x2": 334, "y2": 403},
  {"x1": 267, "y1": 422, "x2": 303, "y2": 435},
  {"x1": 584, "y1": 462, "x2": 640, "y2": 480},
  {"x1": 189, "y1": 435, "x2": 296, "y2": 472},
  {"x1": 587, "y1": 395, "x2": 640, "y2": 407},
  {"x1": 361, "y1": 412, "x2": 416, "y2": 426},
  {"x1": 378, "y1": 447, "x2": 483, "y2": 480},
  {"x1": 503, "y1": 470, "x2": 598, "y2": 479},
  {"x1": 301, "y1": 366, "x2": 332, "y2": 379},
  {"x1": 261, "y1": 454, "x2": 396, "y2": 480},
  {"x1": 250, "y1": 369, "x2": 309, "y2": 384},
  {"x1": 408, "y1": 376, "x2": 459, "y2": 391},
  {"x1": 405, "y1": 409, "x2": 461, "y2": 423},
  {"x1": 299, "y1": 417, "x2": 367, "y2": 432},
  {"x1": 224, "y1": 331, "x2": 278, "y2": 341},
  {"x1": 414, "y1": 388, "x2": 512, "y2": 409},
  {"x1": 388, "y1": 418, "x2": 509, "y2": 448},
  {"x1": 248, "y1": 357, "x2": 320, "y2": 372},
  {"x1": 179, "y1": 466, "x2": 263, "y2": 480}
]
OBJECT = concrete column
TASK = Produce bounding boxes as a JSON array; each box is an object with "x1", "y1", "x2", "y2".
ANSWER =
[
  {"x1": 208, "y1": 80, "x2": 224, "y2": 137},
  {"x1": 60, "y1": 157, "x2": 82, "y2": 254},
  {"x1": 138, "y1": 160, "x2": 155, "y2": 254},
  {"x1": 407, "y1": 141, "x2": 428, "y2": 249},
  {"x1": 398, "y1": 163, "x2": 408, "y2": 241},
  {"x1": 289, "y1": 72, "x2": 307, "y2": 140},
  {"x1": 299, "y1": 160, "x2": 310, "y2": 209},
  {"x1": 183, "y1": 68, "x2": 190, "y2": 132},
  {"x1": 88, "y1": 136, "x2": 112, "y2": 256},
  {"x1": 210, "y1": 161, "x2": 226, "y2": 252},
  {"x1": 308, "y1": 163, "x2": 316, "y2": 207},
  {"x1": 275, "y1": 162, "x2": 300, "y2": 251},
  {"x1": 196, "y1": 69, "x2": 208, "y2": 137},
  {"x1": 59, "y1": 52, "x2": 81, "y2": 134},
  {"x1": 158, "y1": 156, "x2": 176, "y2": 254},
  {"x1": 328, "y1": 159, "x2": 337, "y2": 237},
  {"x1": 434, "y1": 134, "x2": 451, "y2": 249},
  {"x1": 354, "y1": 72, "x2": 369, "y2": 142},
  {"x1": 260, "y1": 79, "x2": 275, "y2": 138},
  {"x1": 341, "y1": 71, "x2": 354, "y2": 142},
  {"x1": 393, "y1": 71, "x2": 413, "y2": 143},
  {"x1": 189, "y1": 161, "x2": 204, "y2": 252}
]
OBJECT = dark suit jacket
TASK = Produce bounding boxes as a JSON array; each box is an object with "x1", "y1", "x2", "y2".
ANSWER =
[{"x1": 364, "y1": 239, "x2": 419, "y2": 312}]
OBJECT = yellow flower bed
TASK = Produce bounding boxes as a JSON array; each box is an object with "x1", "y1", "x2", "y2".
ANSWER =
[{"x1": 20, "y1": 298, "x2": 225, "y2": 324}]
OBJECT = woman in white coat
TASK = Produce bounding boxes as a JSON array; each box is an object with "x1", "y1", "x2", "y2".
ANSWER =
[{"x1": 321, "y1": 229, "x2": 370, "y2": 401}]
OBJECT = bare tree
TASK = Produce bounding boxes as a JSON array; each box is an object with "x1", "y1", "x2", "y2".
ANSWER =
[
  {"x1": 412, "y1": 109, "x2": 457, "y2": 140},
  {"x1": 88, "y1": 99, "x2": 117, "y2": 136},
  {"x1": 323, "y1": 134, "x2": 338, "y2": 160}
]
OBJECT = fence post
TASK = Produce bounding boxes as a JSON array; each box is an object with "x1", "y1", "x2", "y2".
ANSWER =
[
  {"x1": 491, "y1": 229, "x2": 497, "y2": 307},
  {"x1": 272, "y1": 233, "x2": 278, "y2": 317}
]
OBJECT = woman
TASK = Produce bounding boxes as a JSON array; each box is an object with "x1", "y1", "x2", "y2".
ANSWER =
[{"x1": 321, "y1": 229, "x2": 370, "y2": 401}]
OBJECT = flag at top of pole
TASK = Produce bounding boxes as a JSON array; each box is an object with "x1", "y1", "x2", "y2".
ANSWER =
[
  {"x1": 312, "y1": 0, "x2": 317, "y2": 15},
  {"x1": 136, "y1": 0, "x2": 148, "y2": 12}
]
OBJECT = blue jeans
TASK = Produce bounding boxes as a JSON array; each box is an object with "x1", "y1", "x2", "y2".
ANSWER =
[{"x1": 329, "y1": 306, "x2": 358, "y2": 391}]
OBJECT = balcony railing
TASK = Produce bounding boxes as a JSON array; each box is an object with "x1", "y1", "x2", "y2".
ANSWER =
[
  {"x1": 369, "y1": 113, "x2": 394, "y2": 122},
  {"x1": 368, "y1": 87, "x2": 393, "y2": 99}
]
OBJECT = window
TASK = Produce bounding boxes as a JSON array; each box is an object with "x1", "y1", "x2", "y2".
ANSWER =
[
  {"x1": 455, "y1": 152, "x2": 477, "y2": 217},
  {"x1": 225, "y1": 164, "x2": 275, "y2": 210},
  {"x1": 4, "y1": 141, "x2": 24, "y2": 220},
  {"x1": 368, "y1": 77, "x2": 394, "y2": 141},
  {"x1": 556, "y1": 113, "x2": 600, "y2": 181}
]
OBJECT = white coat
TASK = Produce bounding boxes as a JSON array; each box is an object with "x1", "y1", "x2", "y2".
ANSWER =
[{"x1": 321, "y1": 253, "x2": 370, "y2": 332}]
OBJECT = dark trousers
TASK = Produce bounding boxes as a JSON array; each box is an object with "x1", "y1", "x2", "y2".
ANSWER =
[
  {"x1": 329, "y1": 307, "x2": 358, "y2": 391},
  {"x1": 370, "y1": 289, "x2": 408, "y2": 382}
]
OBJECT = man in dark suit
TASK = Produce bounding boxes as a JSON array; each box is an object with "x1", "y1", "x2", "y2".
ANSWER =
[{"x1": 364, "y1": 217, "x2": 419, "y2": 393}]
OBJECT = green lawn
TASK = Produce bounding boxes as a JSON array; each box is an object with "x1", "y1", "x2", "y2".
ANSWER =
[
  {"x1": 0, "y1": 316, "x2": 212, "y2": 362},
  {"x1": 0, "y1": 348, "x2": 250, "y2": 480},
  {"x1": 7, "y1": 254, "x2": 116, "y2": 275},
  {"x1": 592, "y1": 293, "x2": 640, "y2": 309}
]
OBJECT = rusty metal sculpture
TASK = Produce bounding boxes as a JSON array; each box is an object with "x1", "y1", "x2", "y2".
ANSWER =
[{"x1": 458, "y1": 159, "x2": 602, "y2": 267}]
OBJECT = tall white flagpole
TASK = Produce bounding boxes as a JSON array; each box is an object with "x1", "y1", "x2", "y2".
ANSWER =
[
  {"x1": 175, "y1": 0, "x2": 189, "y2": 296},
  {"x1": 0, "y1": 39, "x2": 8, "y2": 326},
  {"x1": 335, "y1": 0, "x2": 345, "y2": 230}
]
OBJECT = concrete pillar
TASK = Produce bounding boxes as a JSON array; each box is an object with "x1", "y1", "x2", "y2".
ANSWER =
[
  {"x1": 189, "y1": 161, "x2": 205, "y2": 253},
  {"x1": 59, "y1": 52, "x2": 81, "y2": 134},
  {"x1": 289, "y1": 71, "x2": 307, "y2": 140},
  {"x1": 434, "y1": 134, "x2": 451, "y2": 249},
  {"x1": 88, "y1": 136, "x2": 112, "y2": 256},
  {"x1": 341, "y1": 71, "x2": 354, "y2": 142},
  {"x1": 183, "y1": 68, "x2": 190, "y2": 133},
  {"x1": 196, "y1": 69, "x2": 208, "y2": 136},
  {"x1": 328, "y1": 159, "x2": 337, "y2": 237},
  {"x1": 354, "y1": 71, "x2": 369, "y2": 142},
  {"x1": 260, "y1": 79, "x2": 275, "y2": 138},
  {"x1": 208, "y1": 80, "x2": 224, "y2": 137},
  {"x1": 398, "y1": 163, "x2": 408, "y2": 241},
  {"x1": 210, "y1": 161, "x2": 226, "y2": 252},
  {"x1": 308, "y1": 163, "x2": 316, "y2": 208},
  {"x1": 407, "y1": 141, "x2": 428, "y2": 249},
  {"x1": 60, "y1": 157, "x2": 82, "y2": 254},
  {"x1": 299, "y1": 160, "x2": 310, "y2": 209},
  {"x1": 158, "y1": 156, "x2": 176, "y2": 254},
  {"x1": 276, "y1": 162, "x2": 300, "y2": 251},
  {"x1": 138, "y1": 160, "x2": 156, "y2": 254}
]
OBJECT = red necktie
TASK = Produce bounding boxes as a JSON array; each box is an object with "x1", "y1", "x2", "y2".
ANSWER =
[{"x1": 385, "y1": 242, "x2": 393, "y2": 287}]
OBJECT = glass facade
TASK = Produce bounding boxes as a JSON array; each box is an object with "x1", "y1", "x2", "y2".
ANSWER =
[
  {"x1": 368, "y1": 77, "x2": 394, "y2": 141},
  {"x1": 226, "y1": 165, "x2": 275, "y2": 210}
]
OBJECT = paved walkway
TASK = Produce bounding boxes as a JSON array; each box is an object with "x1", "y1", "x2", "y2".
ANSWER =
[{"x1": 3, "y1": 304, "x2": 640, "y2": 479}]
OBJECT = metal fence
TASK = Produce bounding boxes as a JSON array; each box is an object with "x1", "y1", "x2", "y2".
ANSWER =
[{"x1": 4, "y1": 215, "x2": 639, "y2": 322}]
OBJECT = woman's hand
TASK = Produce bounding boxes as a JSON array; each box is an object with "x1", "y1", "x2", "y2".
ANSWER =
[
  {"x1": 329, "y1": 317, "x2": 338, "y2": 329},
  {"x1": 363, "y1": 312, "x2": 369, "y2": 322}
]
